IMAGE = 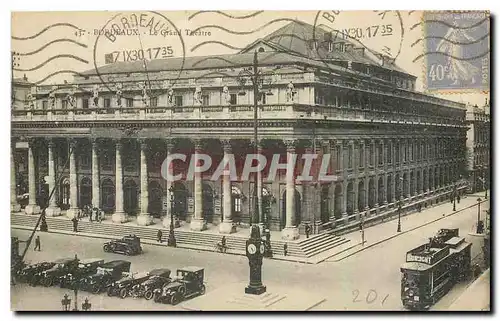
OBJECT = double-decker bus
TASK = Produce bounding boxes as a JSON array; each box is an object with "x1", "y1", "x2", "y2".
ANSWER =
[{"x1": 400, "y1": 229, "x2": 471, "y2": 310}]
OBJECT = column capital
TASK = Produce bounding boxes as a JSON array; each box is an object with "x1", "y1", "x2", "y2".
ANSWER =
[
  {"x1": 165, "y1": 139, "x2": 175, "y2": 152},
  {"x1": 284, "y1": 139, "x2": 296, "y2": 151},
  {"x1": 69, "y1": 138, "x2": 78, "y2": 149},
  {"x1": 221, "y1": 139, "x2": 232, "y2": 152},
  {"x1": 138, "y1": 138, "x2": 149, "y2": 150},
  {"x1": 193, "y1": 138, "x2": 203, "y2": 151},
  {"x1": 47, "y1": 139, "x2": 55, "y2": 149}
]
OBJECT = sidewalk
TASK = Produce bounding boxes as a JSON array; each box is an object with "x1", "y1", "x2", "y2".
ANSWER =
[
  {"x1": 321, "y1": 195, "x2": 489, "y2": 263},
  {"x1": 447, "y1": 269, "x2": 490, "y2": 311}
]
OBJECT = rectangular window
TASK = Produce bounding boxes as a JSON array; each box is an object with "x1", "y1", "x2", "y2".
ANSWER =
[
  {"x1": 80, "y1": 154, "x2": 90, "y2": 169},
  {"x1": 126, "y1": 98, "x2": 134, "y2": 108},
  {"x1": 358, "y1": 145, "x2": 364, "y2": 168},
  {"x1": 104, "y1": 98, "x2": 111, "y2": 108},
  {"x1": 336, "y1": 146, "x2": 342, "y2": 171},
  {"x1": 395, "y1": 143, "x2": 400, "y2": 164},
  {"x1": 370, "y1": 143, "x2": 374, "y2": 166},
  {"x1": 150, "y1": 97, "x2": 158, "y2": 107},
  {"x1": 42, "y1": 100, "x2": 48, "y2": 110},
  {"x1": 230, "y1": 93, "x2": 237, "y2": 105},
  {"x1": 409, "y1": 143, "x2": 413, "y2": 161},
  {"x1": 62, "y1": 100, "x2": 68, "y2": 109},
  {"x1": 403, "y1": 143, "x2": 407, "y2": 163},
  {"x1": 202, "y1": 94, "x2": 209, "y2": 106},
  {"x1": 234, "y1": 198, "x2": 242, "y2": 213},
  {"x1": 83, "y1": 99, "x2": 89, "y2": 109},
  {"x1": 174, "y1": 95, "x2": 183, "y2": 107},
  {"x1": 348, "y1": 145, "x2": 353, "y2": 169},
  {"x1": 387, "y1": 142, "x2": 392, "y2": 164},
  {"x1": 261, "y1": 93, "x2": 267, "y2": 105},
  {"x1": 378, "y1": 143, "x2": 383, "y2": 165}
]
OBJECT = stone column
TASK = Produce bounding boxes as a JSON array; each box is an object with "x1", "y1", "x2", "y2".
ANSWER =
[
  {"x1": 137, "y1": 139, "x2": 153, "y2": 226},
  {"x1": 112, "y1": 140, "x2": 128, "y2": 223},
  {"x1": 391, "y1": 174, "x2": 396, "y2": 203},
  {"x1": 45, "y1": 139, "x2": 61, "y2": 217},
  {"x1": 163, "y1": 140, "x2": 179, "y2": 228},
  {"x1": 11, "y1": 140, "x2": 21, "y2": 212},
  {"x1": 25, "y1": 139, "x2": 41, "y2": 214},
  {"x1": 66, "y1": 139, "x2": 79, "y2": 219},
  {"x1": 419, "y1": 168, "x2": 424, "y2": 195},
  {"x1": 342, "y1": 179, "x2": 348, "y2": 223},
  {"x1": 220, "y1": 139, "x2": 236, "y2": 234},
  {"x1": 282, "y1": 139, "x2": 299, "y2": 240},
  {"x1": 190, "y1": 139, "x2": 206, "y2": 231},
  {"x1": 91, "y1": 139, "x2": 100, "y2": 209}
]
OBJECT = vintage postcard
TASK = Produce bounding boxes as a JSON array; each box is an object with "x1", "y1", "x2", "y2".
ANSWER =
[{"x1": 10, "y1": 10, "x2": 490, "y2": 311}]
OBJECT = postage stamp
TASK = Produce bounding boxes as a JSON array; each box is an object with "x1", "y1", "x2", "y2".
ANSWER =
[{"x1": 423, "y1": 11, "x2": 490, "y2": 92}]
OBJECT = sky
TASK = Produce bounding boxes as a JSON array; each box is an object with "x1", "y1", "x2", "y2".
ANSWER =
[{"x1": 11, "y1": 10, "x2": 489, "y2": 106}]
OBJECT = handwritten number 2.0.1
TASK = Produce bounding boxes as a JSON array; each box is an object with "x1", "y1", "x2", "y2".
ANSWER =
[{"x1": 352, "y1": 289, "x2": 389, "y2": 306}]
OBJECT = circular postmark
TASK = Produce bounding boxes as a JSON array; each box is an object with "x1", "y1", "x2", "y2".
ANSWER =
[
  {"x1": 312, "y1": 11, "x2": 405, "y2": 71},
  {"x1": 93, "y1": 11, "x2": 186, "y2": 102}
]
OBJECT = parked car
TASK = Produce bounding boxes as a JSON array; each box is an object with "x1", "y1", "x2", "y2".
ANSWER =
[
  {"x1": 103, "y1": 235, "x2": 142, "y2": 256},
  {"x1": 154, "y1": 267, "x2": 206, "y2": 305},
  {"x1": 59, "y1": 258, "x2": 105, "y2": 289},
  {"x1": 39, "y1": 257, "x2": 80, "y2": 287},
  {"x1": 17, "y1": 261, "x2": 55, "y2": 285},
  {"x1": 130, "y1": 268, "x2": 171, "y2": 300},
  {"x1": 107, "y1": 271, "x2": 151, "y2": 299},
  {"x1": 79, "y1": 260, "x2": 131, "y2": 294}
]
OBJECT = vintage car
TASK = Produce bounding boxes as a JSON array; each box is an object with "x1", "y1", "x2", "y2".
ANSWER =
[
  {"x1": 107, "y1": 271, "x2": 151, "y2": 299},
  {"x1": 130, "y1": 268, "x2": 171, "y2": 300},
  {"x1": 103, "y1": 235, "x2": 142, "y2": 256},
  {"x1": 59, "y1": 258, "x2": 105, "y2": 289},
  {"x1": 39, "y1": 257, "x2": 80, "y2": 287},
  {"x1": 153, "y1": 267, "x2": 206, "y2": 305},
  {"x1": 79, "y1": 260, "x2": 131, "y2": 294},
  {"x1": 17, "y1": 261, "x2": 55, "y2": 285}
]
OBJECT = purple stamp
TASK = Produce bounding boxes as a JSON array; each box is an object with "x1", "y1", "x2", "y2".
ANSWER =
[{"x1": 424, "y1": 11, "x2": 490, "y2": 91}]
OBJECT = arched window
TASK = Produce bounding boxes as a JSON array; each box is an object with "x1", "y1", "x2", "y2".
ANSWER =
[{"x1": 59, "y1": 177, "x2": 70, "y2": 209}]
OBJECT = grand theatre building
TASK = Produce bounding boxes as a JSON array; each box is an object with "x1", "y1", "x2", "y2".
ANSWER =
[{"x1": 11, "y1": 21, "x2": 468, "y2": 240}]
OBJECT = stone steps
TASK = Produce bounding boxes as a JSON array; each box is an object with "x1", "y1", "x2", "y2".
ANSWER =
[{"x1": 11, "y1": 214, "x2": 349, "y2": 259}]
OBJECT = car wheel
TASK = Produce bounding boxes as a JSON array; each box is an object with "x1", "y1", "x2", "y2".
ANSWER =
[
  {"x1": 178, "y1": 285, "x2": 186, "y2": 296},
  {"x1": 119, "y1": 288, "x2": 128, "y2": 299},
  {"x1": 44, "y1": 277, "x2": 54, "y2": 287},
  {"x1": 103, "y1": 244, "x2": 110, "y2": 252},
  {"x1": 153, "y1": 292, "x2": 161, "y2": 303},
  {"x1": 107, "y1": 287, "x2": 114, "y2": 297},
  {"x1": 91, "y1": 284, "x2": 101, "y2": 294},
  {"x1": 170, "y1": 292, "x2": 182, "y2": 305},
  {"x1": 199, "y1": 284, "x2": 206, "y2": 295},
  {"x1": 144, "y1": 290, "x2": 154, "y2": 300},
  {"x1": 125, "y1": 249, "x2": 132, "y2": 256}
]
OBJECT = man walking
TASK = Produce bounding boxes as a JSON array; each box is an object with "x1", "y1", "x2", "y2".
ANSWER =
[
  {"x1": 304, "y1": 223, "x2": 311, "y2": 239},
  {"x1": 72, "y1": 216, "x2": 79, "y2": 233},
  {"x1": 34, "y1": 235, "x2": 41, "y2": 251},
  {"x1": 157, "y1": 229, "x2": 163, "y2": 243},
  {"x1": 283, "y1": 243, "x2": 288, "y2": 256}
]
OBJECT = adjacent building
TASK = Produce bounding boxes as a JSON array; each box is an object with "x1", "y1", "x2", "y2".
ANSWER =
[
  {"x1": 11, "y1": 21, "x2": 469, "y2": 240},
  {"x1": 465, "y1": 99, "x2": 491, "y2": 193}
]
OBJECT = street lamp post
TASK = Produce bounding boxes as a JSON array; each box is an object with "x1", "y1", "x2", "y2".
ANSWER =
[
  {"x1": 397, "y1": 177, "x2": 403, "y2": 233},
  {"x1": 167, "y1": 186, "x2": 176, "y2": 247},
  {"x1": 476, "y1": 197, "x2": 483, "y2": 234},
  {"x1": 237, "y1": 51, "x2": 276, "y2": 227},
  {"x1": 452, "y1": 185, "x2": 457, "y2": 212}
]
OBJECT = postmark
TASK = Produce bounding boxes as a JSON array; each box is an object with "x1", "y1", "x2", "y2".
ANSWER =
[
  {"x1": 93, "y1": 11, "x2": 186, "y2": 101},
  {"x1": 422, "y1": 11, "x2": 490, "y2": 92}
]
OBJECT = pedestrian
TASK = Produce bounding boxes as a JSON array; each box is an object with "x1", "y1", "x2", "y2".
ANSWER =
[
  {"x1": 221, "y1": 236, "x2": 227, "y2": 253},
  {"x1": 360, "y1": 229, "x2": 365, "y2": 246},
  {"x1": 305, "y1": 223, "x2": 311, "y2": 239},
  {"x1": 157, "y1": 229, "x2": 163, "y2": 243},
  {"x1": 77, "y1": 210, "x2": 81, "y2": 219},
  {"x1": 98, "y1": 210, "x2": 103, "y2": 223},
  {"x1": 72, "y1": 216, "x2": 78, "y2": 233},
  {"x1": 89, "y1": 209, "x2": 93, "y2": 222},
  {"x1": 283, "y1": 243, "x2": 288, "y2": 256},
  {"x1": 34, "y1": 235, "x2": 41, "y2": 251}
]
